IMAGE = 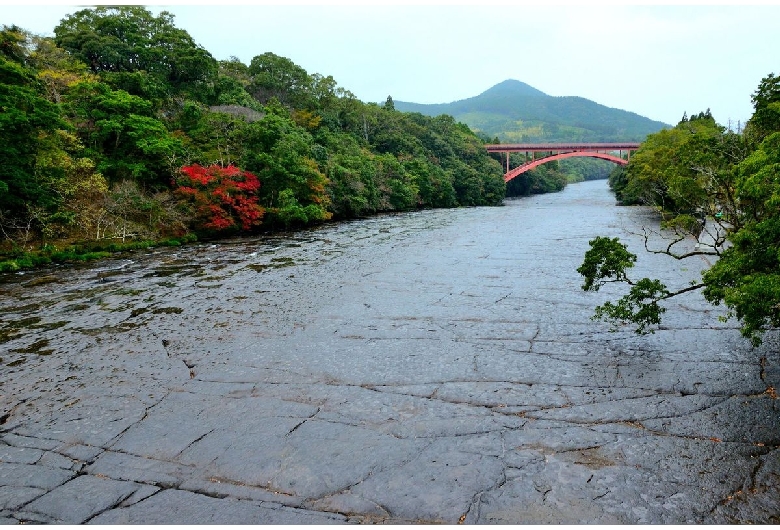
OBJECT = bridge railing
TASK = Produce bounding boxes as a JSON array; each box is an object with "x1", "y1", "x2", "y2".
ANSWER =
[{"x1": 485, "y1": 142, "x2": 640, "y2": 153}]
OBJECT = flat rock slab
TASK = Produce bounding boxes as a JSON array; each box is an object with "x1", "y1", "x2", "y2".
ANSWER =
[
  {"x1": 17, "y1": 475, "x2": 139, "y2": 524},
  {"x1": 89, "y1": 489, "x2": 347, "y2": 525},
  {"x1": 1, "y1": 181, "x2": 778, "y2": 524}
]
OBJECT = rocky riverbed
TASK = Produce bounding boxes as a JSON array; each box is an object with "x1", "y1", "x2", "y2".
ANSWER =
[{"x1": 1, "y1": 180, "x2": 778, "y2": 523}]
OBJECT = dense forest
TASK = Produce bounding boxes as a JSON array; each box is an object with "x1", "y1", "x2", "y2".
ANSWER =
[
  {"x1": 579, "y1": 75, "x2": 780, "y2": 345},
  {"x1": 1, "y1": 7, "x2": 511, "y2": 269}
]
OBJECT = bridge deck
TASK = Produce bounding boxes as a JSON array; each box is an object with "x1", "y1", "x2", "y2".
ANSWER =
[{"x1": 485, "y1": 142, "x2": 640, "y2": 153}]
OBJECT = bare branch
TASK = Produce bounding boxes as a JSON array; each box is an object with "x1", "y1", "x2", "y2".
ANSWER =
[{"x1": 660, "y1": 282, "x2": 705, "y2": 300}]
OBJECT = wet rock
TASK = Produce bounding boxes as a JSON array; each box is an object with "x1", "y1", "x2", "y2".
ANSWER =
[
  {"x1": 0, "y1": 181, "x2": 777, "y2": 523},
  {"x1": 19, "y1": 474, "x2": 140, "y2": 523},
  {"x1": 87, "y1": 451, "x2": 190, "y2": 489},
  {"x1": 0, "y1": 445, "x2": 44, "y2": 465},
  {"x1": 0, "y1": 485, "x2": 47, "y2": 511},
  {"x1": 0, "y1": 462, "x2": 73, "y2": 491},
  {"x1": 89, "y1": 489, "x2": 347, "y2": 524},
  {"x1": 350, "y1": 441, "x2": 505, "y2": 523},
  {"x1": 0, "y1": 514, "x2": 19, "y2": 524}
]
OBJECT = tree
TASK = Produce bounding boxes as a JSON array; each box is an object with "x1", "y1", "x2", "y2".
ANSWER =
[
  {"x1": 212, "y1": 57, "x2": 258, "y2": 109},
  {"x1": 28, "y1": 36, "x2": 95, "y2": 104},
  {"x1": 700, "y1": 131, "x2": 780, "y2": 344},
  {"x1": 31, "y1": 129, "x2": 109, "y2": 241},
  {"x1": 184, "y1": 108, "x2": 251, "y2": 168},
  {"x1": 323, "y1": 135, "x2": 379, "y2": 218},
  {"x1": 247, "y1": 52, "x2": 312, "y2": 109},
  {"x1": 54, "y1": 6, "x2": 216, "y2": 101},
  {"x1": 63, "y1": 80, "x2": 183, "y2": 185},
  {"x1": 309, "y1": 73, "x2": 339, "y2": 113},
  {"x1": 174, "y1": 164, "x2": 264, "y2": 233},
  {"x1": 0, "y1": 25, "x2": 29, "y2": 64},
  {"x1": 374, "y1": 153, "x2": 418, "y2": 210},
  {"x1": 0, "y1": 53, "x2": 67, "y2": 236},
  {"x1": 239, "y1": 101, "x2": 331, "y2": 226},
  {"x1": 747, "y1": 73, "x2": 780, "y2": 142},
  {"x1": 577, "y1": 236, "x2": 699, "y2": 335},
  {"x1": 402, "y1": 157, "x2": 456, "y2": 208},
  {"x1": 578, "y1": 77, "x2": 780, "y2": 345}
]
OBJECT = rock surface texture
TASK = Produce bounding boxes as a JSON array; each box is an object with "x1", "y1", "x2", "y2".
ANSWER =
[{"x1": 1, "y1": 180, "x2": 778, "y2": 523}]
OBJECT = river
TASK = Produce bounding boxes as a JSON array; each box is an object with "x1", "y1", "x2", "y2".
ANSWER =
[{"x1": 0, "y1": 179, "x2": 778, "y2": 523}]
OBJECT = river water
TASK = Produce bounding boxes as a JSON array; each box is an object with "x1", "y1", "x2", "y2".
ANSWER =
[{"x1": 1, "y1": 179, "x2": 778, "y2": 523}]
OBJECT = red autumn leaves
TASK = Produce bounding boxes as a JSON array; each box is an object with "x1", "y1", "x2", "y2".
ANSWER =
[{"x1": 175, "y1": 164, "x2": 264, "y2": 232}]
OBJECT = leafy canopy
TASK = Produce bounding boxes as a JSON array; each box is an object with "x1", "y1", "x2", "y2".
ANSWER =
[{"x1": 579, "y1": 74, "x2": 780, "y2": 345}]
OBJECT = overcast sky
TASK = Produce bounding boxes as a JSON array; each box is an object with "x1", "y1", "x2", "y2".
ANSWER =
[{"x1": 5, "y1": 3, "x2": 779, "y2": 126}]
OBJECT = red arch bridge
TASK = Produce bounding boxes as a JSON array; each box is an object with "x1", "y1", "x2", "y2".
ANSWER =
[{"x1": 485, "y1": 143, "x2": 640, "y2": 183}]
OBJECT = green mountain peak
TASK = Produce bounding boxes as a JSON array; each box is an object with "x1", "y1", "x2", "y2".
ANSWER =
[
  {"x1": 477, "y1": 79, "x2": 548, "y2": 98},
  {"x1": 395, "y1": 80, "x2": 669, "y2": 143}
]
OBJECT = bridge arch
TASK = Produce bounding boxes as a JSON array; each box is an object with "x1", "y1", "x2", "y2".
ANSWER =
[
  {"x1": 484, "y1": 143, "x2": 639, "y2": 184},
  {"x1": 503, "y1": 151, "x2": 628, "y2": 183}
]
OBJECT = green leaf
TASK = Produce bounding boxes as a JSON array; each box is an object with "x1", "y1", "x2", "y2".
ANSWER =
[
  {"x1": 577, "y1": 237, "x2": 637, "y2": 292},
  {"x1": 593, "y1": 278, "x2": 670, "y2": 334}
]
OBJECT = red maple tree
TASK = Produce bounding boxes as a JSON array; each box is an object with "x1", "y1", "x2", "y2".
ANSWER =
[{"x1": 175, "y1": 164, "x2": 264, "y2": 232}]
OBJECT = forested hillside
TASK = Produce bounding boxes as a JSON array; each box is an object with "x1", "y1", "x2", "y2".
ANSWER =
[
  {"x1": 397, "y1": 79, "x2": 670, "y2": 196},
  {"x1": 0, "y1": 7, "x2": 506, "y2": 269},
  {"x1": 395, "y1": 79, "x2": 670, "y2": 143}
]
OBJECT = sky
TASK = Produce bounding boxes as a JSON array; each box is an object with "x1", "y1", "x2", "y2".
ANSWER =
[{"x1": 4, "y1": 3, "x2": 780, "y2": 126}]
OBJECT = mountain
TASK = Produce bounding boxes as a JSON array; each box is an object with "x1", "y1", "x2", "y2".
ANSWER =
[{"x1": 394, "y1": 79, "x2": 669, "y2": 143}]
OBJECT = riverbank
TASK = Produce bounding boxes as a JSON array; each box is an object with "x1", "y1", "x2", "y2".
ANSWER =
[{"x1": 0, "y1": 234, "x2": 199, "y2": 273}]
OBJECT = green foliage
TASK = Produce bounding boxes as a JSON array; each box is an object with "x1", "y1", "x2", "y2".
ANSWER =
[
  {"x1": 506, "y1": 163, "x2": 567, "y2": 197},
  {"x1": 323, "y1": 136, "x2": 378, "y2": 218},
  {"x1": 239, "y1": 104, "x2": 331, "y2": 226},
  {"x1": 593, "y1": 278, "x2": 670, "y2": 334},
  {"x1": 578, "y1": 236, "x2": 673, "y2": 334},
  {"x1": 0, "y1": 25, "x2": 29, "y2": 63},
  {"x1": 703, "y1": 218, "x2": 780, "y2": 346},
  {"x1": 211, "y1": 57, "x2": 258, "y2": 109},
  {"x1": 2, "y1": 7, "x2": 507, "y2": 266},
  {"x1": 585, "y1": 74, "x2": 780, "y2": 345},
  {"x1": 562, "y1": 158, "x2": 615, "y2": 183},
  {"x1": 53, "y1": 6, "x2": 216, "y2": 102},
  {"x1": 747, "y1": 73, "x2": 780, "y2": 143},
  {"x1": 700, "y1": 131, "x2": 780, "y2": 345},
  {"x1": 185, "y1": 107, "x2": 256, "y2": 167},
  {"x1": 607, "y1": 166, "x2": 636, "y2": 205},
  {"x1": 577, "y1": 237, "x2": 637, "y2": 292},
  {"x1": 402, "y1": 157, "x2": 456, "y2": 209},
  {"x1": 248, "y1": 52, "x2": 312, "y2": 109},
  {"x1": 616, "y1": 112, "x2": 743, "y2": 225},
  {"x1": 63, "y1": 80, "x2": 183, "y2": 185},
  {"x1": 0, "y1": 51, "x2": 71, "y2": 242},
  {"x1": 733, "y1": 131, "x2": 780, "y2": 221},
  {"x1": 375, "y1": 153, "x2": 418, "y2": 210}
]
